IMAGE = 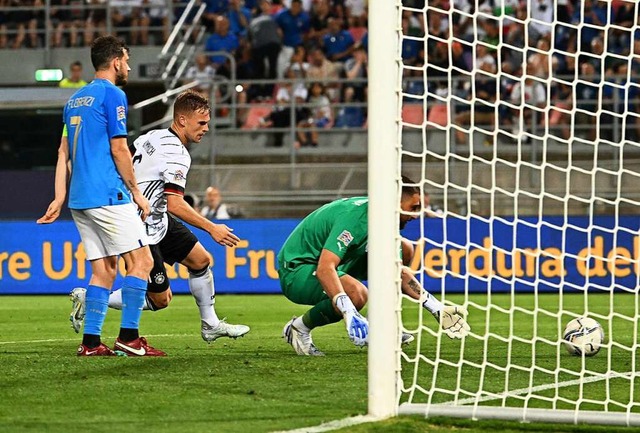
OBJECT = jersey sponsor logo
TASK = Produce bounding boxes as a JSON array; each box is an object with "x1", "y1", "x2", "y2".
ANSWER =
[
  {"x1": 142, "y1": 140, "x2": 155, "y2": 156},
  {"x1": 67, "y1": 96, "x2": 95, "y2": 109},
  {"x1": 337, "y1": 230, "x2": 354, "y2": 248},
  {"x1": 116, "y1": 105, "x2": 126, "y2": 121}
]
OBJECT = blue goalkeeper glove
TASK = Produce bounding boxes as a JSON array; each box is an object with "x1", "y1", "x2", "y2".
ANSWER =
[{"x1": 345, "y1": 311, "x2": 369, "y2": 347}]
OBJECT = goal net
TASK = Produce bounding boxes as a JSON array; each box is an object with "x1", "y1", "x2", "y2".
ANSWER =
[{"x1": 369, "y1": 0, "x2": 640, "y2": 426}]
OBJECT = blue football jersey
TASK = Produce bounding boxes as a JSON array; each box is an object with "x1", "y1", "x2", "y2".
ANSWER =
[{"x1": 63, "y1": 78, "x2": 131, "y2": 209}]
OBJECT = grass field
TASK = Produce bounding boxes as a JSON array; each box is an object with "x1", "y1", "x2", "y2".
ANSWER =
[{"x1": 0, "y1": 293, "x2": 638, "y2": 433}]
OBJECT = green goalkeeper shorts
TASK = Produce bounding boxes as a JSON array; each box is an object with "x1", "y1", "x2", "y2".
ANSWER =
[{"x1": 279, "y1": 263, "x2": 348, "y2": 306}]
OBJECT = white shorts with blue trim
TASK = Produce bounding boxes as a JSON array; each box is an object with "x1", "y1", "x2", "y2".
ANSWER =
[{"x1": 71, "y1": 203, "x2": 149, "y2": 260}]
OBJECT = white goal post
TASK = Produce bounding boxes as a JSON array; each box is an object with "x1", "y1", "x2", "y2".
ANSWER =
[{"x1": 368, "y1": 0, "x2": 640, "y2": 426}]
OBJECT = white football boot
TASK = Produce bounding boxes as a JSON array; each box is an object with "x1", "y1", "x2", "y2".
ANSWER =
[
  {"x1": 69, "y1": 287, "x2": 86, "y2": 333},
  {"x1": 201, "y1": 319, "x2": 250, "y2": 343},
  {"x1": 282, "y1": 317, "x2": 325, "y2": 356}
]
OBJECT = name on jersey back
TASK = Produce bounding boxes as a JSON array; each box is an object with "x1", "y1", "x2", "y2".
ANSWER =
[{"x1": 67, "y1": 96, "x2": 95, "y2": 109}]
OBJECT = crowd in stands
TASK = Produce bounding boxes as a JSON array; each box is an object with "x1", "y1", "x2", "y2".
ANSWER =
[{"x1": 2, "y1": 0, "x2": 639, "y2": 144}]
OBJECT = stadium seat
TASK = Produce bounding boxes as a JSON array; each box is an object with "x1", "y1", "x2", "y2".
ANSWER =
[
  {"x1": 349, "y1": 27, "x2": 367, "y2": 44},
  {"x1": 427, "y1": 103, "x2": 448, "y2": 127},
  {"x1": 401, "y1": 104, "x2": 424, "y2": 126},
  {"x1": 243, "y1": 106, "x2": 272, "y2": 129}
]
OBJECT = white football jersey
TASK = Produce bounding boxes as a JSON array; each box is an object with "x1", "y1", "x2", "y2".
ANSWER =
[{"x1": 131, "y1": 128, "x2": 190, "y2": 244}]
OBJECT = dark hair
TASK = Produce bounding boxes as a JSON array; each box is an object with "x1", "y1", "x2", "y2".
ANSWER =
[
  {"x1": 70, "y1": 60, "x2": 82, "y2": 69},
  {"x1": 401, "y1": 175, "x2": 420, "y2": 197},
  {"x1": 90, "y1": 35, "x2": 129, "y2": 71},
  {"x1": 173, "y1": 90, "x2": 211, "y2": 118}
]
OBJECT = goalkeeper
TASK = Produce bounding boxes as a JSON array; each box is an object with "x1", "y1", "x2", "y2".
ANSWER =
[{"x1": 278, "y1": 178, "x2": 470, "y2": 356}]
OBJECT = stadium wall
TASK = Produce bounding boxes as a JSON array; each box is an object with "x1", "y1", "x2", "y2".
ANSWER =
[{"x1": 1, "y1": 217, "x2": 637, "y2": 295}]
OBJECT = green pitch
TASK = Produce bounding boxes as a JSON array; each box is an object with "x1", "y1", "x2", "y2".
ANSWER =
[{"x1": 0, "y1": 294, "x2": 637, "y2": 433}]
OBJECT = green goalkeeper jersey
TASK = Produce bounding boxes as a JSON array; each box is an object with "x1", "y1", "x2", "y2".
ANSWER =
[{"x1": 278, "y1": 197, "x2": 369, "y2": 280}]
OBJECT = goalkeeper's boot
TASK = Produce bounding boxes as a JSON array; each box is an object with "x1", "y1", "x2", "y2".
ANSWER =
[
  {"x1": 201, "y1": 319, "x2": 250, "y2": 343},
  {"x1": 69, "y1": 287, "x2": 86, "y2": 334},
  {"x1": 77, "y1": 343, "x2": 116, "y2": 357},
  {"x1": 282, "y1": 317, "x2": 325, "y2": 356},
  {"x1": 401, "y1": 332, "x2": 415, "y2": 345}
]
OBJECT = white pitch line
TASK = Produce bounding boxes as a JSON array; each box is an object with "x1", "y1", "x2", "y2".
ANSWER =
[
  {"x1": 0, "y1": 333, "x2": 191, "y2": 346},
  {"x1": 435, "y1": 370, "x2": 640, "y2": 407},
  {"x1": 270, "y1": 415, "x2": 382, "y2": 433}
]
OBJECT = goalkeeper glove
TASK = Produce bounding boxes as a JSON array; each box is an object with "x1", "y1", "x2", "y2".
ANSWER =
[
  {"x1": 344, "y1": 310, "x2": 369, "y2": 347},
  {"x1": 438, "y1": 306, "x2": 470, "y2": 339}
]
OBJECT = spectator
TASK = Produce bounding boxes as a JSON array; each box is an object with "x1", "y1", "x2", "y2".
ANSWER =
[
  {"x1": 281, "y1": 0, "x2": 312, "y2": 13},
  {"x1": 50, "y1": 0, "x2": 80, "y2": 47},
  {"x1": 9, "y1": 0, "x2": 39, "y2": 49},
  {"x1": 308, "y1": 0, "x2": 333, "y2": 47},
  {"x1": 345, "y1": 0, "x2": 366, "y2": 28},
  {"x1": 142, "y1": 0, "x2": 170, "y2": 45},
  {"x1": 205, "y1": 16, "x2": 239, "y2": 77},
  {"x1": 529, "y1": 0, "x2": 553, "y2": 45},
  {"x1": 343, "y1": 44, "x2": 367, "y2": 103},
  {"x1": 202, "y1": 0, "x2": 230, "y2": 32},
  {"x1": 510, "y1": 73, "x2": 546, "y2": 141},
  {"x1": 84, "y1": 0, "x2": 107, "y2": 46},
  {"x1": 527, "y1": 38, "x2": 551, "y2": 80},
  {"x1": 200, "y1": 186, "x2": 232, "y2": 220},
  {"x1": 184, "y1": 193, "x2": 201, "y2": 213},
  {"x1": 258, "y1": 79, "x2": 310, "y2": 147},
  {"x1": 275, "y1": 0, "x2": 310, "y2": 78},
  {"x1": 454, "y1": 61, "x2": 496, "y2": 145},
  {"x1": 184, "y1": 53, "x2": 216, "y2": 97},
  {"x1": 285, "y1": 45, "x2": 309, "y2": 99},
  {"x1": 59, "y1": 60, "x2": 87, "y2": 88},
  {"x1": 110, "y1": 0, "x2": 146, "y2": 45},
  {"x1": 0, "y1": 1, "x2": 8, "y2": 49},
  {"x1": 296, "y1": 82, "x2": 332, "y2": 147},
  {"x1": 571, "y1": 0, "x2": 607, "y2": 52},
  {"x1": 227, "y1": 0, "x2": 251, "y2": 38},
  {"x1": 321, "y1": 17, "x2": 354, "y2": 63},
  {"x1": 249, "y1": 0, "x2": 281, "y2": 99},
  {"x1": 306, "y1": 47, "x2": 339, "y2": 100}
]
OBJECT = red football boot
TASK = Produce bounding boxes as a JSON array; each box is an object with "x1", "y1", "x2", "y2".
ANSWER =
[
  {"x1": 77, "y1": 343, "x2": 117, "y2": 356},
  {"x1": 113, "y1": 337, "x2": 166, "y2": 356}
]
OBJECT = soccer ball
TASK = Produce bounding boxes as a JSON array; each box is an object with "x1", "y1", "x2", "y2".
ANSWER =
[{"x1": 562, "y1": 317, "x2": 604, "y2": 357}]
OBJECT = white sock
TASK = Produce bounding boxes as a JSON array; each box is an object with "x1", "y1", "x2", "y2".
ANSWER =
[
  {"x1": 422, "y1": 291, "x2": 444, "y2": 319},
  {"x1": 108, "y1": 289, "x2": 153, "y2": 311},
  {"x1": 292, "y1": 316, "x2": 311, "y2": 333},
  {"x1": 188, "y1": 268, "x2": 220, "y2": 327}
]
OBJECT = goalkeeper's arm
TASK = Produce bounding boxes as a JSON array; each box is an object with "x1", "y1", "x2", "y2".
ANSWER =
[{"x1": 400, "y1": 268, "x2": 470, "y2": 338}]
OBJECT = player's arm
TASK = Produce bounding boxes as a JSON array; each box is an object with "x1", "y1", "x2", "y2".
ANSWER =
[
  {"x1": 37, "y1": 135, "x2": 70, "y2": 224},
  {"x1": 400, "y1": 268, "x2": 470, "y2": 339},
  {"x1": 317, "y1": 248, "x2": 369, "y2": 347},
  {"x1": 316, "y1": 248, "x2": 346, "y2": 300},
  {"x1": 111, "y1": 136, "x2": 150, "y2": 220},
  {"x1": 166, "y1": 194, "x2": 240, "y2": 247}
]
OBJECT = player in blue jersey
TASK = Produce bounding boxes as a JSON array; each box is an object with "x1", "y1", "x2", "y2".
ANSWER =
[{"x1": 38, "y1": 35, "x2": 165, "y2": 357}]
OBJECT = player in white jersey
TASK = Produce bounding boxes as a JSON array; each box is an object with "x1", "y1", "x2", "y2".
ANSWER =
[{"x1": 70, "y1": 90, "x2": 250, "y2": 342}]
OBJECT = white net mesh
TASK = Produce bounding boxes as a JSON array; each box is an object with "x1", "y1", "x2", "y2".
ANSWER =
[{"x1": 397, "y1": 0, "x2": 640, "y2": 424}]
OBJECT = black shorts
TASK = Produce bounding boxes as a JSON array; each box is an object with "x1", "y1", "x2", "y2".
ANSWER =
[{"x1": 148, "y1": 216, "x2": 198, "y2": 293}]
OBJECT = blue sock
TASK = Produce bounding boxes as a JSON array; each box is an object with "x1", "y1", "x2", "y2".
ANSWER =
[
  {"x1": 84, "y1": 285, "x2": 110, "y2": 337},
  {"x1": 120, "y1": 276, "x2": 148, "y2": 330}
]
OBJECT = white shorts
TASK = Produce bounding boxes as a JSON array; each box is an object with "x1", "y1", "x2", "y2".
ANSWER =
[{"x1": 71, "y1": 204, "x2": 149, "y2": 261}]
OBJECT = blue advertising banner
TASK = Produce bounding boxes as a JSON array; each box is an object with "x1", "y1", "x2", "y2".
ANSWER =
[
  {"x1": 0, "y1": 220, "x2": 299, "y2": 295},
  {"x1": 402, "y1": 216, "x2": 640, "y2": 294},
  {"x1": 1, "y1": 216, "x2": 639, "y2": 295}
]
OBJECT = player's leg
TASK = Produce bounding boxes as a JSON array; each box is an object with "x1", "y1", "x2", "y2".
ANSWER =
[
  {"x1": 83, "y1": 204, "x2": 164, "y2": 356},
  {"x1": 180, "y1": 242, "x2": 250, "y2": 342},
  {"x1": 70, "y1": 208, "x2": 118, "y2": 356},
  {"x1": 108, "y1": 243, "x2": 172, "y2": 311},
  {"x1": 160, "y1": 215, "x2": 249, "y2": 342},
  {"x1": 280, "y1": 264, "x2": 365, "y2": 355}
]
